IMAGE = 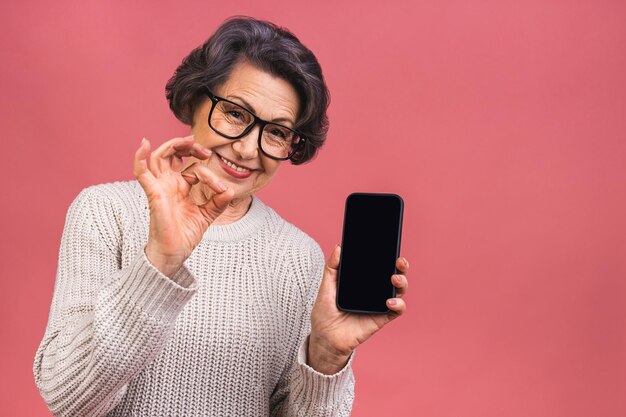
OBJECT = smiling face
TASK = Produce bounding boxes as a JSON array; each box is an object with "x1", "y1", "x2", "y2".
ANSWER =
[{"x1": 189, "y1": 60, "x2": 300, "y2": 209}]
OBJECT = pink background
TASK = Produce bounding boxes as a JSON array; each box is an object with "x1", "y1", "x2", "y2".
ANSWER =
[{"x1": 1, "y1": 1, "x2": 625, "y2": 416}]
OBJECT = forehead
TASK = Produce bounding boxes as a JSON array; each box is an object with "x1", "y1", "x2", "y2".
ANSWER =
[{"x1": 216, "y1": 61, "x2": 300, "y2": 123}]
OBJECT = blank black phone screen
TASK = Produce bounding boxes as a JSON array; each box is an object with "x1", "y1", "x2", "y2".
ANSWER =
[{"x1": 336, "y1": 193, "x2": 404, "y2": 313}]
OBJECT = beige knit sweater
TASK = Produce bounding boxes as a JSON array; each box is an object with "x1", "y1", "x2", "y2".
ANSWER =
[{"x1": 33, "y1": 180, "x2": 354, "y2": 416}]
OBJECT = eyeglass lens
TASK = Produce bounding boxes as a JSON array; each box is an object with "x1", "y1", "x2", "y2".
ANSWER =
[{"x1": 211, "y1": 100, "x2": 298, "y2": 159}]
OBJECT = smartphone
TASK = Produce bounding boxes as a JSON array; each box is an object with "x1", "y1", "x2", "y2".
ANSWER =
[{"x1": 336, "y1": 193, "x2": 404, "y2": 314}]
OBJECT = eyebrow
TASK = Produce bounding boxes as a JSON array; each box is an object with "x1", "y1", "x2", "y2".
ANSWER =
[{"x1": 227, "y1": 94, "x2": 296, "y2": 126}]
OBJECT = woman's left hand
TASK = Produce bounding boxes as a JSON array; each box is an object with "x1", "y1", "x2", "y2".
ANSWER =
[{"x1": 308, "y1": 245, "x2": 410, "y2": 374}]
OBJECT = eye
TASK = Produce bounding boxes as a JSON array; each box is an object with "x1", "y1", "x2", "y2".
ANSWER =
[
  {"x1": 228, "y1": 110, "x2": 243, "y2": 120},
  {"x1": 217, "y1": 101, "x2": 251, "y2": 124},
  {"x1": 269, "y1": 128, "x2": 287, "y2": 139}
]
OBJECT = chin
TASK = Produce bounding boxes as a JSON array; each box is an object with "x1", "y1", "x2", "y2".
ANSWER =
[{"x1": 225, "y1": 184, "x2": 255, "y2": 201}]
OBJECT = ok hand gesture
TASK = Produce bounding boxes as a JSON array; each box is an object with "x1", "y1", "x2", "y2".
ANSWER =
[{"x1": 133, "y1": 136, "x2": 234, "y2": 276}]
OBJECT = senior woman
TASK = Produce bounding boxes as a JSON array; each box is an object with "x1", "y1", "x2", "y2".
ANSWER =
[{"x1": 34, "y1": 17, "x2": 410, "y2": 416}]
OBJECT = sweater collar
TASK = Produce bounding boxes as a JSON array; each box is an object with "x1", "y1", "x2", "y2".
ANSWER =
[{"x1": 134, "y1": 180, "x2": 270, "y2": 242}]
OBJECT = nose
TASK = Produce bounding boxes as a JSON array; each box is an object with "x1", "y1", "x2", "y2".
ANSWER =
[{"x1": 231, "y1": 125, "x2": 260, "y2": 160}]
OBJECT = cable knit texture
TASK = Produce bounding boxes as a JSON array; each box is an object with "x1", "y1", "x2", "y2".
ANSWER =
[{"x1": 33, "y1": 180, "x2": 355, "y2": 417}]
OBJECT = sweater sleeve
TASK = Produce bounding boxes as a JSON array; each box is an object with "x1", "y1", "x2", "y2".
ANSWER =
[
  {"x1": 270, "y1": 242, "x2": 355, "y2": 417},
  {"x1": 33, "y1": 187, "x2": 197, "y2": 417}
]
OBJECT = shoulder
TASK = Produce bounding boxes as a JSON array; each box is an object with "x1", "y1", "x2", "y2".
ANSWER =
[
  {"x1": 66, "y1": 180, "x2": 147, "y2": 251},
  {"x1": 258, "y1": 200, "x2": 325, "y2": 286},
  {"x1": 73, "y1": 180, "x2": 145, "y2": 207},
  {"x1": 262, "y1": 201, "x2": 323, "y2": 258},
  {"x1": 70, "y1": 180, "x2": 146, "y2": 218}
]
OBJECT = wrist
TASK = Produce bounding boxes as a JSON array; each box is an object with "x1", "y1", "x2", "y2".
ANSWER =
[
  {"x1": 144, "y1": 245, "x2": 184, "y2": 278},
  {"x1": 307, "y1": 333, "x2": 352, "y2": 375}
]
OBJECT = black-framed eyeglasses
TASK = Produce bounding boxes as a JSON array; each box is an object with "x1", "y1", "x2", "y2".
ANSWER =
[{"x1": 204, "y1": 90, "x2": 306, "y2": 161}]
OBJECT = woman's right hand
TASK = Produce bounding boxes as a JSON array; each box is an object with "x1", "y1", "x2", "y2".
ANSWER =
[{"x1": 133, "y1": 135, "x2": 234, "y2": 277}]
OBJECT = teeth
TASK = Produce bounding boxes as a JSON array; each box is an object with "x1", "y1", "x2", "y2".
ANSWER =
[{"x1": 220, "y1": 155, "x2": 250, "y2": 172}]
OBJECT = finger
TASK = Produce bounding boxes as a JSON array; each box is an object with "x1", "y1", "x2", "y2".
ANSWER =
[
  {"x1": 392, "y1": 274, "x2": 408, "y2": 298},
  {"x1": 170, "y1": 141, "x2": 211, "y2": 158},
  {"x1": 171, "y1": 153, "x2": 184, "y2": 172},
  {"x1": 134, "y1": 138, "x2": 157, "y2": 189},
  {"x1": 319, "y1": 245, "x2": 341, "y2": 295},
  {"x1": 324, "y1": 244, "x2": 341, "y2": 278},
  {"x1": 198, "y1": 188, "x2": 235, "y2": 223},
  {"x1": 171, "y1": 143, "x2": 212, "y2": 172},
  {"x1": 181, "y1": 163, "x2": 227, "y2": 194},
  {"x1": 150, "y1": 136, "x2": 196, "y2": 175},
  {"x1": 396, "y1": 257, "x2": 410, "y2": 275},
  {"x1": 386, "y1": 297, "x2": 407, "y2": 317},
  {"x1": 326, "y1": 244, "x2": 341, "y2": 272}
]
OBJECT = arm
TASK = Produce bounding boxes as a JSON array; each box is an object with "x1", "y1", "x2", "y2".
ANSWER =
[
  {"x1": 271, "y1": 242, "x2": 411, "y2": 416},
  {"x1": 270, "y1": 243, "x2": 355, "y2": 417},
  {"x1": 33, "y1": 187, "x2": 197, "y2": 417},
  {"x1": 34, "y1": 136, "x2": 233, "y2": 416}
]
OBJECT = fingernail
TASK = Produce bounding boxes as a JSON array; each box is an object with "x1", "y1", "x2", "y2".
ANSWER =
[
  {"x1": 388, "y1": 299, "x2": 397, "y2": 306},
  {"x1": 394, "y1": 274, "x2": 401, "y2": 283},
  {"x1": 141, "y1": 137, "x2": 146, "y2": 144},
  {"x1": 216, "y1": 182, "x2": 227, "y2": 192},
  {"x1": 403, "y1": 258, "x2": 409, "y2": 268},
  {"x1": 203, "y1": 147, "x2": 212, "y2": 155},
  {"x1": 184, "y1": 135, "x2": 194, "y2": 140}
]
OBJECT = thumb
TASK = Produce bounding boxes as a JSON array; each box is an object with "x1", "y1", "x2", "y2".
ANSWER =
[
  {"x1": 320, "y1": 244, "x2": 341, "y2": 291},
  {"x1": 198, "y1": 188, "x2": 235, "y2": 223}
]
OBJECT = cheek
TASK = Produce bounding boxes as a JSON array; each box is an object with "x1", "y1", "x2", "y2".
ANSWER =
[
  {"x1": 201, "y1": 133, "x2": 231, "y2": 149},
  {"x1": 249, "y1": 160, "x2": 281, "y2": 192},
  {"x1": 192, "y1": 122, "x2": 229, "y2": 149},
  {"x1": 261, "y1": 159, "x2": 281, "y2": 178}
]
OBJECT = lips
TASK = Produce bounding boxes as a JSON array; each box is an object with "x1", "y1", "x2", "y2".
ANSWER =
[{"x1": 215, "y1": 152, "x2": 256, "y2": 179}]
